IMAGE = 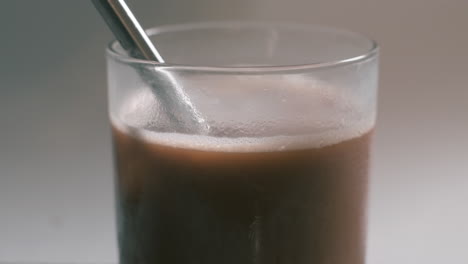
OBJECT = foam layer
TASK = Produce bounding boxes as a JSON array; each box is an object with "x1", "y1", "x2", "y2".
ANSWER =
[{"x1": 111, "y1": 76, "x2": 375, "y2": 152}]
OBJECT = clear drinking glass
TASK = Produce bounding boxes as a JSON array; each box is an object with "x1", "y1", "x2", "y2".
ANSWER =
[{"x1": 107, "y1": 21, "x2": 378, "y2": 264}]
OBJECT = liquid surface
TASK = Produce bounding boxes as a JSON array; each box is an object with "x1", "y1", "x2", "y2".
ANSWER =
[{"x1": 112, "y1": 75, "x2": 375, "y2": 148}]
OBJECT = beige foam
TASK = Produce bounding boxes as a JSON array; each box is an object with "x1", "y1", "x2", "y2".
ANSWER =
[{"x1": 111, "y1": 76, "x2": 375, "y2": 152}]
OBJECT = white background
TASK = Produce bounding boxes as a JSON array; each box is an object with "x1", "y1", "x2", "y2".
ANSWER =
[{"x1": 0, "y1": 0, "x2": 467, "y2": 263}]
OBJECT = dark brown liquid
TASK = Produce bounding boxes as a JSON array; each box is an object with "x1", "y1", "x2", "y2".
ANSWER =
[{"x1": 112, "y1": 127, "x2": 372, "y2": 264}]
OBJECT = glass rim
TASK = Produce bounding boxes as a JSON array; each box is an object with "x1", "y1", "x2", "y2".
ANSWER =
[{"x1": 106, "y1": 21, "x2": 379, "y2": 73}]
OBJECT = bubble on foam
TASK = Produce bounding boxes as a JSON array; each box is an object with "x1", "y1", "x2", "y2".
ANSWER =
[
  {"x1": 112, "y1": 75, "x2": 375, "y2": 152},
  {"x1": 112, "y1": 117, "x2": 373, "y2": 152}
]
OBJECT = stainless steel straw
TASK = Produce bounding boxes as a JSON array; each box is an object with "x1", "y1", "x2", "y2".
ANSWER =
[{"x1": 91, "y1": 0, "x2": 210, "y2": 134}]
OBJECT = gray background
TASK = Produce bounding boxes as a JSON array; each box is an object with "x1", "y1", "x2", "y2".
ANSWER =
[{"x1": 0, "y1": 0, "x2": 467, "y2": 263}]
